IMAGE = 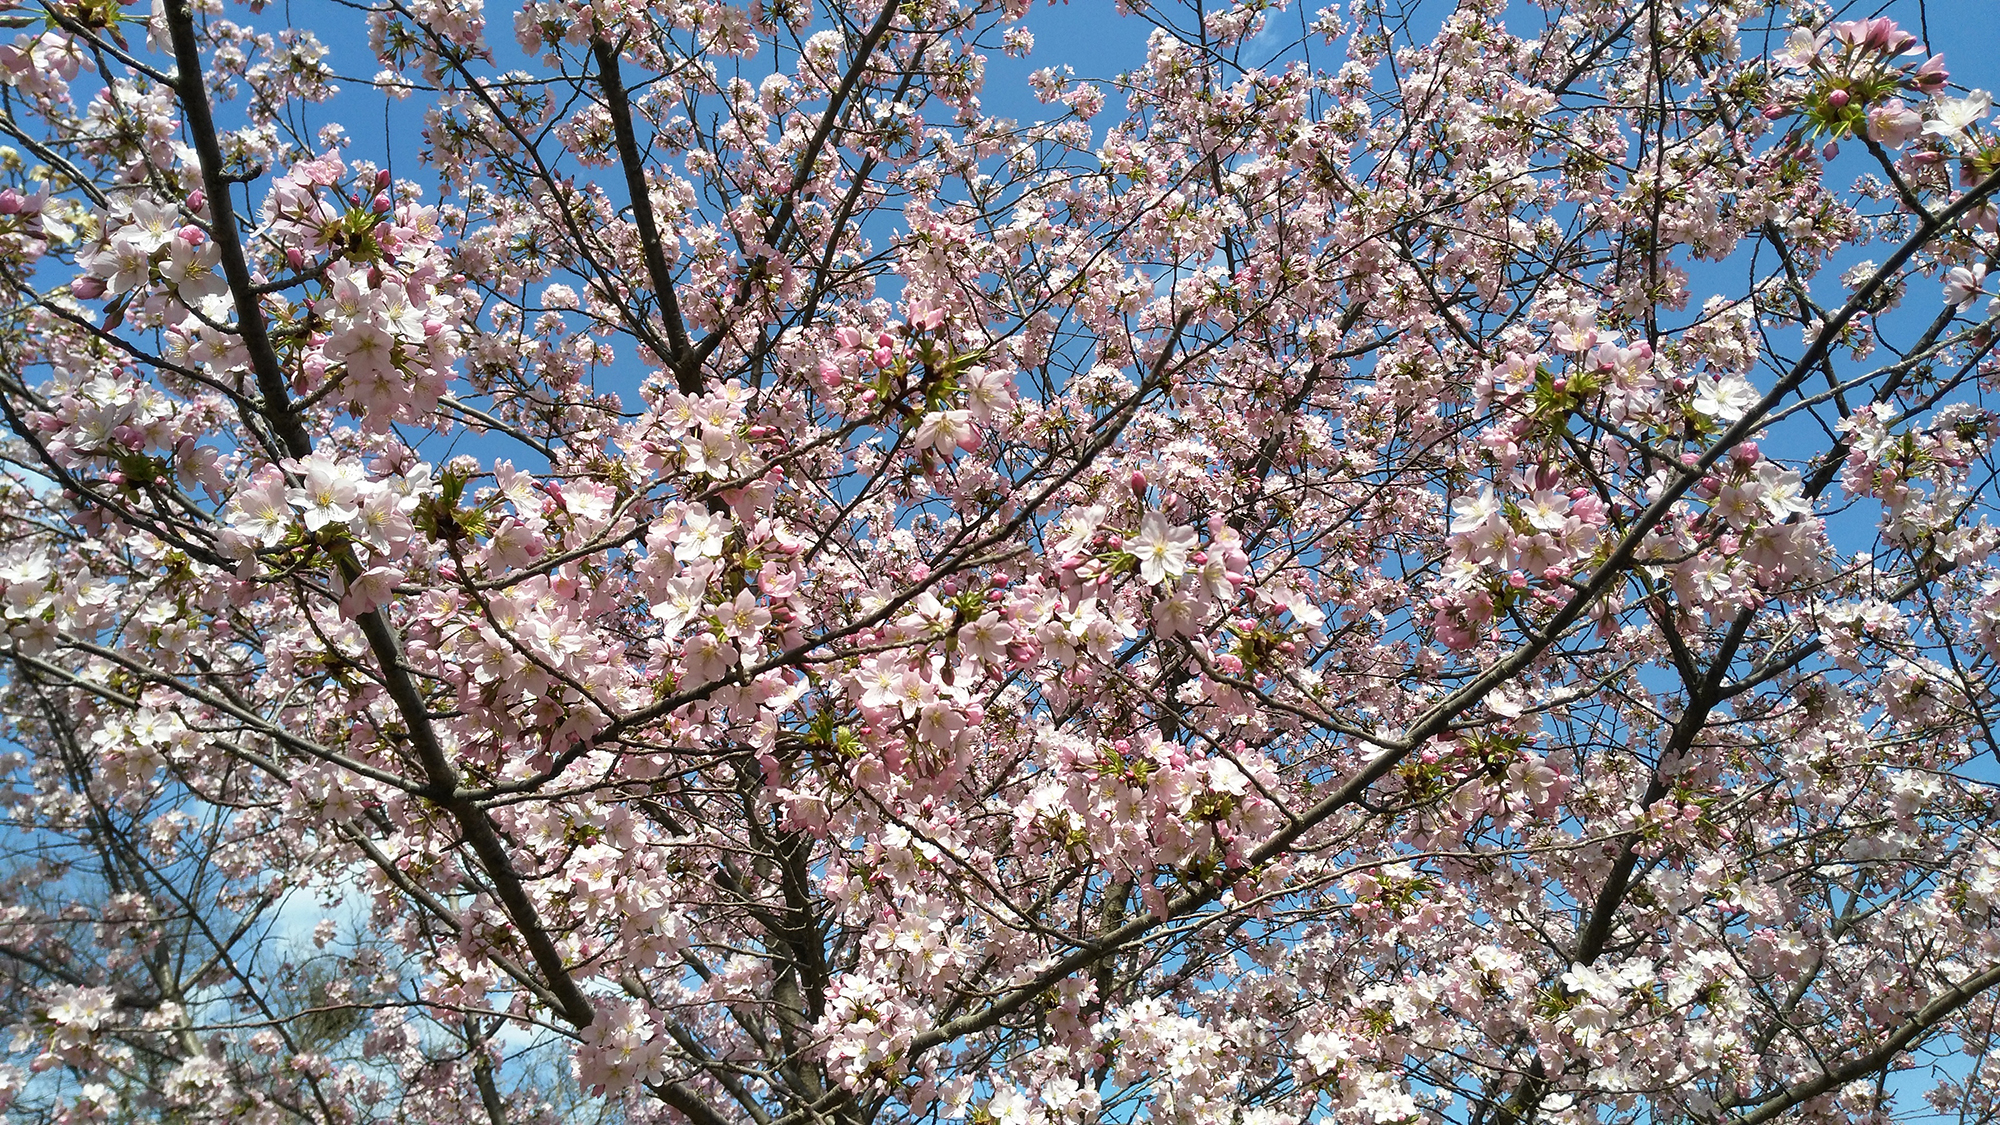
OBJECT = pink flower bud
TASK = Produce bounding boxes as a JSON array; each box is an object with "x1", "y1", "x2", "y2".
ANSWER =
[
  {"x1": 286, "y1": 247, "x2": 306, "y2": 270},
  {"x1": 1867, "y1": 18, "x2": 1915, "y2": 54},
  {"x1": 185, "y1": 189, "x2": 204, "y2": 212},
  {"x1": 1731, "y1": 441, "x2": 1761, "y2": 465},
  {"x1": 372, "y1": 193, "x2": 391, "y2": 214},
  {"x1": 1129, "y1": 469, "x2": 1147, "y2": 495},
  {"x1": 1912, "y1": 55, "x2": 1948, "y2": 93},
  {"x1": 0, "y1": 190, "x2": 19, "y2": 214},
  {"x1": 1763, "y1": 104, "x2": 1788, "y2": 120},
  {"x1": 1825, "y1": 89, "x2": 1849, "y2": 110},
  {"x1": 70, "y1": 275, "x2": 105, "y2": 300},
  {"x1": 375, "y1": 168, "x2": 393, "y2": 190}
]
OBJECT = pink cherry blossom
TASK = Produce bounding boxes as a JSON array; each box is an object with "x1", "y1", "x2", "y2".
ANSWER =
[{"x1": 0, "y1": 1, "x2": 1995, "y2": 1124}]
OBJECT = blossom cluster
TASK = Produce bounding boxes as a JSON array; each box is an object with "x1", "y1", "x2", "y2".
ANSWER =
[{"x1": 1, "y1": 1, "x2": 2000, "y2": 1124}]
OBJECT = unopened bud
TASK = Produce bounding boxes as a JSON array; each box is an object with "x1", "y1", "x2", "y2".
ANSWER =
[
  {"x1": 1912, "y1": 55, "x2": 1948, "y2": 93},
  {"x1": 1825, "y1": 88, "x2": 1850, "y2": 110}
]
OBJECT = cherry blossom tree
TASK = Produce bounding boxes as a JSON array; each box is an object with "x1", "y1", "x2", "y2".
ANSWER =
[{"x1": 2, "y1": 0, "x2": 2000, "y2": 1120}]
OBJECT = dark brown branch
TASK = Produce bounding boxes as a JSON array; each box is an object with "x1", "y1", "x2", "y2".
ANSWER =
[
  {"x1": 592, "y1": 38, "x2": 697, "y2": 392},
  {"x1": 165, "y1": 0, "x2": 599, "y2": 1032},
  {"x1": 1728, "y1": 961, "x2": 2000, "y2": 1125}
]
